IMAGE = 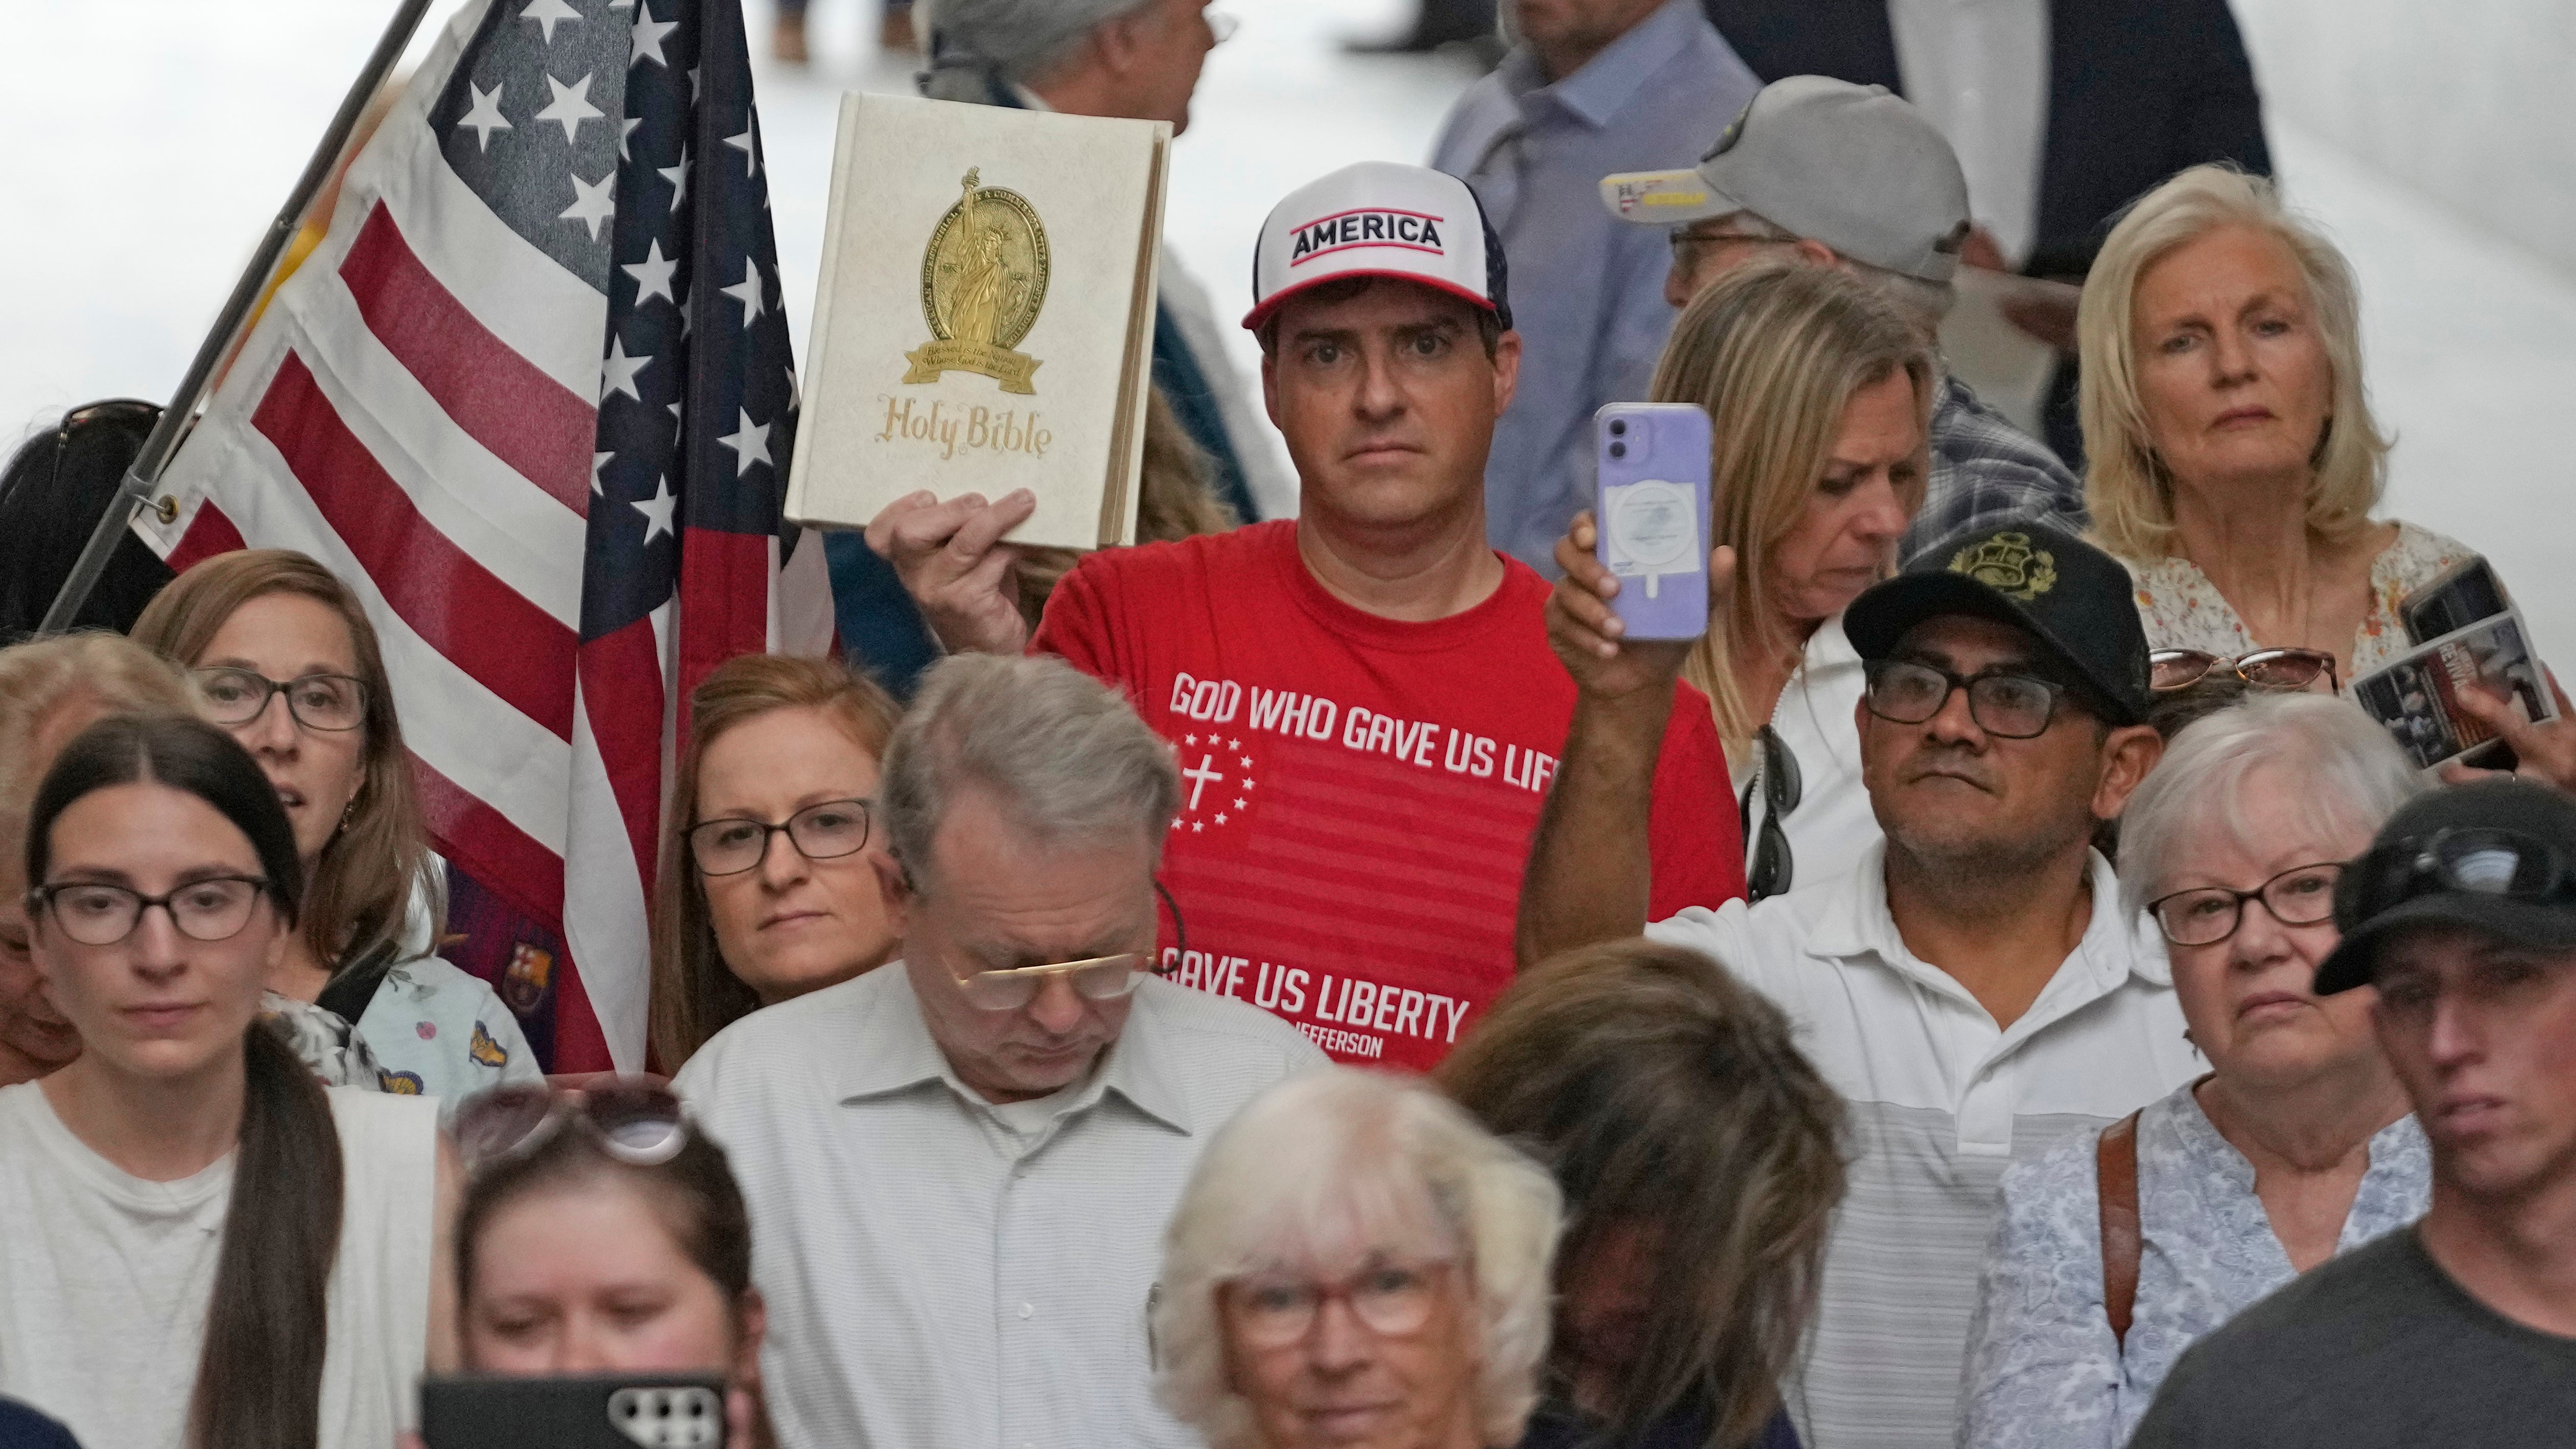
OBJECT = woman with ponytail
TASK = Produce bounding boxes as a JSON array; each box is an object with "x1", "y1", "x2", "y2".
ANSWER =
[{"x1": 0, "y1": 714, "x2": 458, "y2": 1448}]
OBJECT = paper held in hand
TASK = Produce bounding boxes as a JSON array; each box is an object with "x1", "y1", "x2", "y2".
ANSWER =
[
  {"x1": 2353, "y1": 557, "x2": 2559, "y2": 770},
  {"x1": 785, "y1": 94, "x2": 1171, "y2": 549}
]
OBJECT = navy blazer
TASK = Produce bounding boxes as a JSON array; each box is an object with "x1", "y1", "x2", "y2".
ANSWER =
[{"x1": 1699, "y1": 0, "x2": 2270, "y2": 277}]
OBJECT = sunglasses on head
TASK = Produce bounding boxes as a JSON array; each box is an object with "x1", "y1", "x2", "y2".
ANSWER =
[
  {"x1": 2336, "y1": 826, "x2": 2576, "y2": 930},
  {"x1": 452, "y1": 1078, "x2": 690, "y2": 1174}
]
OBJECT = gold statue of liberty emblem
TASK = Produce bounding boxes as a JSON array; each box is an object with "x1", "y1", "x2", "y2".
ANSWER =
[{"x1": 905, "y1": 167, "x2": 1050, "y2": 394}]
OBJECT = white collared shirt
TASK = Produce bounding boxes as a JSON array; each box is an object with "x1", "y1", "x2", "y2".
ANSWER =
[
  {"x1": 1647, "y1": 846, "x2": 2203, "y2": 1449},
  {"x1": 1888, "y1": 0, "x2": 2050, "y2": 265},
  {"x1": 674, "y1": 965, "x2": 1328, "y2": 1449},
  {"x1": 1744, "y1": 614, "x2": 1876, "y2": 899}
]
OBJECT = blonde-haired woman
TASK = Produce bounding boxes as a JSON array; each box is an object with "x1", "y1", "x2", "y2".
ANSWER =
[
  {"x1": 2080, "y1": 165, "x2": 2489, "y2": 684},
  {"x1": 1564, "y1": 261, "x2": 1934, "y2": 899},
  {"x1": 131, "y1": 549, "x2": 538, "y2": 1107},
  {"x1": 648, "y1": 652, "x2": 902, "y2": 1071},
  {"x1": 0, "y1": 631, "x2": 384, "y2": 1089}
]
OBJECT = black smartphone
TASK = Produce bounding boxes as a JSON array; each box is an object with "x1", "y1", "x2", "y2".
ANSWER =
[
  {"x1": 419, "y1": 1373, "x2": 727, "y2": 1449},
  {"x1": 2400, "y1": 556, "x2": 2510, "y2": 644}
]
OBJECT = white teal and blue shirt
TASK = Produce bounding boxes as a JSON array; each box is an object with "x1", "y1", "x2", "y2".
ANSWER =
[
  {"x1": 1646, "y1": 847, "x2": 2204, "y2": 1449},
  {"x1": 1959, "y1": 1081, "x2": 2431, "y2": 1449},
  {"x1": 356, "y1": 955, "x2": 541, "y2": 1116},
  {"x1": 1429, "y1": 0, "x2": 1761, "y2": 573}
]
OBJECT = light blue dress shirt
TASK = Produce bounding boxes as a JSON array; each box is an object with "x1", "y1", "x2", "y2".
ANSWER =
[
  {"x1": 1959, "y1": 1080, "x2": 2432, "y2": 1449},
  {"x1": 1429, "y1": 0, "x2": 1760, "y2": 573}
]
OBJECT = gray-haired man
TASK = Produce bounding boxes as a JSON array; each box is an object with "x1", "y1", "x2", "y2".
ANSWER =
[
  {"x1": 1602, "y1": 75, "x2": 2085, "y2": 561},
  {"x1": 675, "y1": 652, "x2": 1326, "y2": 1449}
]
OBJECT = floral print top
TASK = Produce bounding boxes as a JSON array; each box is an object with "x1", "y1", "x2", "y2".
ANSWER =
[
  {"x1": 258, "y1": 990, "x2": 387, "y2": 1089},
  {"x1": 2124, "y1": 521, "x2": 2479, "y2": 680},
  {"x1": 1958, "y1": 1080, "x2": 2431, "y2": 1449}
]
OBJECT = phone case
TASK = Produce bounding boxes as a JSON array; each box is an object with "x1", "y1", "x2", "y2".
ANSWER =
[
  {"x1": 1594, "y1": 402, "x2": 1713, "y2": 641},
  {"x1": 419, "y1": 1374, "x2": 728, "y2": 1449}
]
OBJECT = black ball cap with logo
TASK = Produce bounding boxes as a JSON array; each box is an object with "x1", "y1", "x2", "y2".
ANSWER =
[{"x1": 1843, "y1": 520, "x2": 2154, "y2": 727}]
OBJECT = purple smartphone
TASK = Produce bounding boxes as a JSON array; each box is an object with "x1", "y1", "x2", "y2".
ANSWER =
[{"x1": 1594, "y1": 402, "x2": 1713, "y2": 641}]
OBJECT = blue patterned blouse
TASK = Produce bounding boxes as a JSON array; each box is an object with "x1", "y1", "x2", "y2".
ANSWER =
[{"x1": 1958, "y1": 1080, "x2": 2430, "y2": 1448}]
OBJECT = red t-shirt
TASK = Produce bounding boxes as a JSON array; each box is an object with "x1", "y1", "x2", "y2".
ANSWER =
[{"x1": 1032, "y1": 520, "x2": 1745, "y2": 1070}]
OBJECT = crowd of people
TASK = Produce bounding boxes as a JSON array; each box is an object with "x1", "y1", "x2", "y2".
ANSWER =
[{"x1": 6, "y1": 0, "x2": 2576, "y2": 1446}]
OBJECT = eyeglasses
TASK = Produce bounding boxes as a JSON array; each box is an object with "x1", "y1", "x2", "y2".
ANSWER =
[
  {"x1": 2147, "y1": 862, "x2": 2346, "y2": 947},
  {"x1": 1746, "y1": 724, "x2": 1802, "y2": 902},
  {"x1": 1862, "y1": 660, "x2": 2068, "y2": 739},
  {"x1": 2150, "y1": 648, "x2": 2339, "y2": 696},
  {"x1": 687, "y1": 798, "x2": 873, "y2": 876},
  {"x1": 452, "y1": 1078, "x2": 690, "y2": 1173},
  {"x1": 29, "y1": 876, "x2": 271, "y2": 946},
  {"x1": 191, "y1": 667, "x2": 369, "y2": 732},
  {"x1": 2337, "y1": 827, "x2": 2576, "y2": 931},
  {"x1": 1221, "y1": 1259, "x2": 1455, "y2": 1349},
  {"x1": 951, "y1": 952, "x2": 1152, "y2": 1012},
  {"x1": 1668, "y1": 225, "x2": 1786, "y2": 272}
]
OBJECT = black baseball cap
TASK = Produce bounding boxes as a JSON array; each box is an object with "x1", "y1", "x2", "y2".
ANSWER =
[
  {"x1": 2314, "y1": 778, "x2": 2576, "y2": 995},
  {"x1": 1842, "y1": 520, "x2": 2153, "y2": 726}
]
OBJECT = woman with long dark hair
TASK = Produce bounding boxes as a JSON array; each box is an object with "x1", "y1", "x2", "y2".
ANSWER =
[
  {"x1": 131, "y1": 550, "x2": 539, "y2": 1106},
  {"x1": 0, "y1": 714, "x2": 457, "y2": 1447}
]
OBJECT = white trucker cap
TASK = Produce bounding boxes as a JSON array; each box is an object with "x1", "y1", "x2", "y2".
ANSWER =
[
  {"x1": 1244, "y1": 160, "x2": 1511, "y2": 331},
  {"x1": 1598, "y1": 76, "x2": 1971, "y2": 285}
]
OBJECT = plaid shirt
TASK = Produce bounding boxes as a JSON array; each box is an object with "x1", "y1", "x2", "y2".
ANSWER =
[{"x1": 1902, "y1": 375, "x2": 2088, "y2": 563}]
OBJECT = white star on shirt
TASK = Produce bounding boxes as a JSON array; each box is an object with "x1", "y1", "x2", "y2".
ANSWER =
[
  {"x1": 658, "y1": 146, "x2": 690, "y2": 213},
  {"x1": 1228, "y1": 739, "x2": 1242, "y2": 750},
  {"x1": 720, "y1": 259, "x2": 765, "y2": 325},
  {"x1": 1234, "y1": 798, "x2": 1247, "y2": 809},
  {"x1": 631, "y1": 2, "x2": 678, "y2": 65},
  {"x1": 1183, "y1": 734, "x2": 1197, "y2": 745},
  {"x1": 1214, "y1": 812, "x2": 1228, "y2": 825},
  {"x1": 619, "y1": 114, "x2": 640, "y2": 160},
  {"x1": 1191, "y1": 821, "x2": 1204, "y2": 832},
  {"x1": 534, "y1": 72, "x2": 604, "y2": 144},
  {"x1": 622, "y1": 238, "x2": 678, "y2": 306},
  {"x1": 785, "y1": 364, "x2": 802, "y2": 412},
  {"x1": 717, "y1": 408, "x2": 772, "y2": 476},
  {"x1": 631, "y1": 475, "x2": 677, "y2": 542},
  {"x1": 1239, "y1": 755, "x2": 1254, "y2": 768},
  {"x1": 600, "y1": 336, "x2": 650, "y2": 402},
  {"x1": 560, "y1": 169, "x2": 615, "y2": 242},
  {"x1": 521, "y1": 0, "x2": 582, "y2": 43},
  {"x1": 723, "y1": 121, "x2": 759, "y2": 176},
  {"x1": 457, "y1": 81, "x2": 511, "y2": 151},
  {"x1": 591, "y1": 450, "x2": 613, "y2": 495}
]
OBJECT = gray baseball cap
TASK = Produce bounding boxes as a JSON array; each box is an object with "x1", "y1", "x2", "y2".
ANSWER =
[{"x1": 1598, "y1": 75, "x2": 1971, "y2": 284}]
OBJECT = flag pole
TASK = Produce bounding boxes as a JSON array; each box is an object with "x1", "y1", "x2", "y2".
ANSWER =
[{"x1": 37, "y1": 0, "x2": 439, "y2": 636}]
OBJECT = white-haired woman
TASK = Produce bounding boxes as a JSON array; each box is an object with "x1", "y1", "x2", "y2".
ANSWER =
[
  {"x1": 2079, "y1": 165, "x2": 2497, "y2": 689},
  {"x1": 1960, "y1": 694, "x2": 2434, "y2": 1447},
  {"x1": 1155, "y1": 1067, "x2": 1562, "y2": 1449}
]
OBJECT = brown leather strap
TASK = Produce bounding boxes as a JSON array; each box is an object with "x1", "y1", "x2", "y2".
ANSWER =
[{"x1": 2097, "y1": 1110, "x2": 2144, "y2": 1348}]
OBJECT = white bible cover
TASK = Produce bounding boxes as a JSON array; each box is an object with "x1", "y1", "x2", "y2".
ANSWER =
[{"x1": 785, "y1": 93, "x2": 1169, "y2": 549}]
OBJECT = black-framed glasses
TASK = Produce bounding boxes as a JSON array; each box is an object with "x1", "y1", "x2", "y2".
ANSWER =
[
  {"x1": 453, "y1": 1078, "x2": 690, "y2": 1173},
  {"x1": 1745, "y1": 724, "x2": 1802, "y2": 902},
  {"x1": 191, "y1": 667, "x2": 369, "y2": 732},
  {"x1": 1220, "y1": 1258, "x2": 1457, "y2": 1349},
  {"x1": 687, "y1": 798, "x2": 873, "y2": 876},
  {"x1": 2147, "y1": 862, "x2": 2346, "y2": 947},
  {"x1": 1862, "y1": 660, "x2": 2068, "y2": 739},
  {"x1": 2151, "y1": 647, "x2": 2339, "y2": 696},
  {"x1": 2337, "y1": 827, "x2": 2576, "y2": 931},
  {"x1": 29, "y1": 876, "x2": 271, "y2": 946}
]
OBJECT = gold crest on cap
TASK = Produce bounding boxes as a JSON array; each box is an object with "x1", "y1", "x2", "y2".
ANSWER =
[
  {"x1": 905, "y1": 168, "x2": 1051, "y2": 395},
  {"x1": 1949, "y1": 531, "x2": 2057, "y2": 601}
]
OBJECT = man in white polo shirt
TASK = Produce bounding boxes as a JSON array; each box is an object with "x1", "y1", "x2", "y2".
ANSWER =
[
  {"x1": 676, "y1": 652, "x2": 1326, "y2": 1449},
  {"x1": 1521, "y1": 518, "x2": 2203, "y2": 1448}
]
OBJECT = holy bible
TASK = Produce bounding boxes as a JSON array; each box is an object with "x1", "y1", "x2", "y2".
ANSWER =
[{"x1": 784, "y1": 93, "x2": 1171, "y2": 549}]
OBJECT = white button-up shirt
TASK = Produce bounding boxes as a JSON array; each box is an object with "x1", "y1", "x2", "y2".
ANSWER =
[
  {"x1": 1888, "y1": 0, "x2": 2050, "y2": 265},
  {"x1": 674, "y1": 965, "x2": 1329, "y2": 1449},
  {"x1": 1647, "y1": 846, "x2": 2203, "y2": 1449}
]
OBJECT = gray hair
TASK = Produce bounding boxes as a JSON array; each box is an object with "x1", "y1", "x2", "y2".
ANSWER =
[
  {"x1": 915, "y1": 0, "x2": 1152, "y2": 98},
  {"x1": 1154, "y1": 1068, "x2": 1563, "y2": 1449},
  {"x1": 1729, "y1": 209, "x2": 1956, "y2": 333},
  {"x1": 2118, "y1": 692, "x2": 2426, "y2": 920},
  {"x1": 878, "y1": 652, "x2": 1179, "y2": 887}
]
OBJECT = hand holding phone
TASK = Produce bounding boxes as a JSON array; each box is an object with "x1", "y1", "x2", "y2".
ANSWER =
[{"x1": 1593, "y1": 403, "x2": 1714, "y2": 642}]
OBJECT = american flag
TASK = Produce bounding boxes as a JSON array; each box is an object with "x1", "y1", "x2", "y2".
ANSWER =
[{"x1": 139, "y1": 0, "x2": 831, "y2": 1070}]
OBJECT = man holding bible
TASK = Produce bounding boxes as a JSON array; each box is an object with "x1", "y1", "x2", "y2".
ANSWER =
[{"x1": 867, "y1": 160, "x2": 1744, "y2": 1069}]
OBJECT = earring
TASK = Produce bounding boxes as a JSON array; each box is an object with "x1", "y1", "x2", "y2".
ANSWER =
[{"x1": 339, "y1": 799, "x2": 358, "y2": 834}]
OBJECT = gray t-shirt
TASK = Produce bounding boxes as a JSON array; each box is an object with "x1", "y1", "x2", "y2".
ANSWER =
[{"x1": 2127, "y1": 1226, "x2": 2576, "y2": 1447}]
